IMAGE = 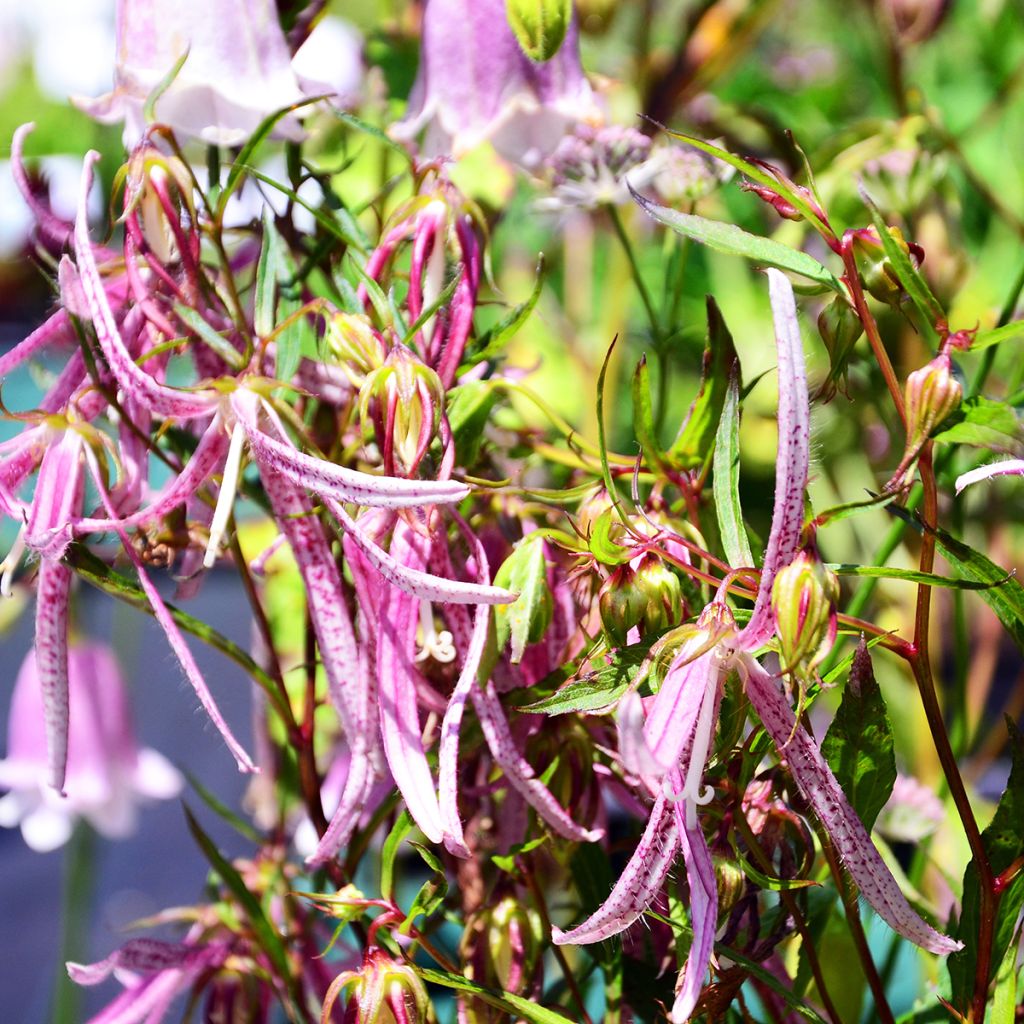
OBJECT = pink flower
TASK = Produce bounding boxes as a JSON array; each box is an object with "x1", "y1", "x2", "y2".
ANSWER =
[{"x1": 0, "y1": 643, "x2": 181, "y2": 852}]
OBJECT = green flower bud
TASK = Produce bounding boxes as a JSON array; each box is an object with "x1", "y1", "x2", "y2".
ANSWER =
[
  {"x1": 461, "y1": 896, "x2": 543, "y2": 1003},
  {"x1": 904, "y1": 352, "x2": 962, "y2": 450},
  {"x1": 326, "y1": 313, "x2": 388, "y2": 385},
  {"x1": 817, "y1": 296, "x2": 864, "y2": 386},
  {"x1": 714, "y1": 855, "x2": 747, "y2": 918},
  {"x1": 632, "y1": 552, "x2": 684, "y2": 636},
  {"x1": 771, "y1": 545, "x2": 839, "y2": 677},
  {"x1": 598, "y1": 564, "x2": 648, "y2": 646},
  {"x1": 851, "y1": 225, "x2": 923, "y2": 306},
  {"x1": 359, "y1": 346, "x2": 445, "y2": 475},
  {"x1": 505, "y1": 0, "x2": 573, "y2": 61}
]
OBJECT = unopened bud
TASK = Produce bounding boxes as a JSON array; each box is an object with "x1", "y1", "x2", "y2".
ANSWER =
[
  {"x1": 505, "y1": 0, "x2": 572, "y2": 61},
  {"x1": 771, "y1": 544, "x2": 839, "y2": 676},
  {"x1": 817, "y1": 296, "x2": 865, "y2": 398},
  {"x1": 461, "y1": 896, "x2": 543, "y2": 1002},
  {"x1": 324, "y1": 950, "x2": 429, "y2": 1024},
  {"x1": 598, "y1": 564, "x2": 648, "y2": 646},
  {"x1": 326, "y1": 313, "x2": 388, "y2": 385},
  {"x1": 714, "y1": 856, "x2": 747, "y2": 918},
  {"x1": 632, "y1": 552, "x2": 683, "y2": 635},
  {"x1": 124, "y1": 146, "x2": 196, "y2": 266},
  {"x1": 359, "y1": 346, "x2": 445, "y2": 475},
  {"x1": 742, "y1": 182, "x2": 803, "y2": 221},
  {"x1": 904, "y1": 351, "x2": 961, "y2": 451},
  {"x1": 850, "y1": 225, "x2": 925, "y2": 305}
]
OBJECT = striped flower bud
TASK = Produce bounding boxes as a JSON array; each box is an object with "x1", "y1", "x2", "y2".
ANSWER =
[
  {"x1": 326, "y1": 313, "x2": 387, "y2": 386},
  {"x1": 632, "y1": 552, "x2": 684, "y2": 636},
  {"x1": 770, "y1": 544, "x2": 839, "y2": 677},
  {"x1": 323, "y1": 949, "x2": 429, "y2": 1024},
  {"x1": 359, "y1": 346, "x2": 445, "y2": 476},
  {"x1": 598, "y1": 563, "x2": 648, "y2": 646},
  {"x1": 904, "y1": 351, "x2": 962, "y2": 451}
]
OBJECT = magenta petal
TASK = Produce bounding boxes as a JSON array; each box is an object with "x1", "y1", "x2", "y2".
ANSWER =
[
  {"x1": 34, "y1": 559, "x2": 73, "y2": 794},
  {"x1": 740, "y1": 655, "x2": 961, "y2": 955},
  {"x1": 670, "y1": 775, "x2": 717, "y2": 1023},
  {"x1": 553, "y1": 791, "x2": 678, "y2": 944},
  {"x1": 737, "y1": 269, "x2": 810, "y2": 651}
]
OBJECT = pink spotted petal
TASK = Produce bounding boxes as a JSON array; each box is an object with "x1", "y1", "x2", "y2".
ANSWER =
[
  {"x1": 955, "y1": 459, "x2": 1024, "y2": 494},
  {"x1": 553, "y1": 792, "x2": 678, "y2": 944},
  {"x1": 34, "y1": 559, "x2": 73, "y2": 794},
  {"x1": 740, "y1": 654, "x2": 961, "y2": 955},
  {"x1": 737, "y1": 269, "x2": 810, "y2": 651}
]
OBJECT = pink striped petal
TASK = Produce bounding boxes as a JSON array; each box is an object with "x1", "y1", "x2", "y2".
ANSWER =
[
  {"x1": 553, "y1": 792, "x2": 678, "y2": 944},
  {"x1": 35, "y1": 559, "x2": 73, "y2": 793},
  {"x1": 955, "y1": 458, "x2": 1024, "y2": 494},
  {"x1": 643, "y1": 649, "x2": 720, "y2": 774},
  {"x1": 740, "y1": 654, "x2": 961, "y2": 955},
  {"x1": 738, "y1": 269, "x2": 810, "y2": 651}
]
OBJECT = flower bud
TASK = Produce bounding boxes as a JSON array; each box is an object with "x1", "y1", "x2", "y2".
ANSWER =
[
  {"x1": 359, "y1": 346, "x2": 445, "y2": 475},
  {"x1": 714, "y1": 855, "x2": 747, "y2": 918},
  {"x1": 632, "y1": 552, "x2": 684, "y2": 636},
  {"x1": 816, "y1": 296, "x2": 865, "y2": 399},
  {"x1": 461, "y1": 896, "x2": 543, "y2": 1006},
  {"x1": 124, "y1": 146, "x2": 197, "y2": 266},
  {"x1": 598, "y1": 564, "x2": 648, "y2": 646},
  {"x1": 324, "y1": 950, "x2": 429, "y2": 1024},
  {"x1": 903, "y1": 351, "x2": 962, "y2": 451},
  {"x1": 770, "y1": 544, "x2": 839, "y2": 677},
  {"x1": 505, "y1": 0, "x2": 573, "y2": 61},
  {"x1": 850, "y1": 225, "x2": 925, "y2": 305},
  {"x1": 326, "y1": 314, "x2": 388, "y2": 385},
  {"x1": 742, "y1": 182, "x2": 803, "y2": 221}
]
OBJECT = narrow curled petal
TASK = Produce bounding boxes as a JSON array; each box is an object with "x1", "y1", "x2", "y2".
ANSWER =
[
  {"x1": 471, "y1": 680, "x2": 603, "y2": 843},
  {"x1": 670, "y1": 779, "x2": 717, "y2": 1023},
  {"x1": 553, "y1": 792, "x2": 678, "y2": 944},
  {"x1": 35, "y1": 560, "x2": 73, "y2": 794},
  {"x1": 738, "y1": 269, "x2": 810, "y2": 651},
  {"x1": 235, "y1": 389, "x2": 470, "y2": 508},
  {"x1": 377, "y1": 523, "x2": 445, "y2": 844},
  {"x1": 11, "y1": 123, "x2": 74, "y2": 249},
  {"x1": 740, "y1": 655, "x2": 961, "y2": 955},
  {"x1": 305, "y1": 734, "x2": 374, "y2": 867},
  {"x1": 325, "y1": 495, "x2": 516, "y2": 606},
  {"x1": 67, "y1": 939, "x2": 203, "y2": 986},
  {"x1": 83, "y1": 450, "x2": 256, "y2": 774},
  {"x1": 74, "y1": 153, "x2": 216, "y2": 420},
  {"x1": 955, "y1": 458, "x2": 1024, "y2": 494},
  {"x1": 0, "y1": 309, "x2": 74, "y2": 379}
]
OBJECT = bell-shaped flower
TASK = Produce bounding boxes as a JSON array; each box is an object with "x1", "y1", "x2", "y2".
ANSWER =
[
  {"x1": 79, "y1": 0, "x2": 320, "y2": 145},
  {"x1": 555, "y1": 270, "x2": 960, "y2": 1023},
  {"x1": 392, "y1": 0, "x2": 600, "y2": 169},
  {"x1": 0, "y1": 643, "x2": 182, "y2": 852}
]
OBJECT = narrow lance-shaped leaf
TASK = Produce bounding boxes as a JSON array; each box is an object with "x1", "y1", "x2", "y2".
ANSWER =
[
  {"x1": 713, "y1": 368, "x2": 754, "y2": 568},
  {"x1": 631, "y1": 355, "x2": 669, "y2": 473},
  {"x1": 948, "y1": 719, "x2": 1024, "y2": 1011},
  {"x1": 821, "y1": 639, "x2": 896, "y2": 831},
  {"x1": 669, "y1": 297, "x2": 741, "y2": 469},
  {"x1": 632, "y1": 187, "x2": 842, "y2": 292},
  {"x1": 494, "y1": 536, "x2": 552, "y2": 662}
]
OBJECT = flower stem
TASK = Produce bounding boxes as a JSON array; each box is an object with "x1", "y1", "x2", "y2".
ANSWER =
[
  {"x1": 607, "y1": 204, "x2": 662, "y2": 342},
  {"x1": 51, "y1": 823, "x2": 96, "y2": 1024}
]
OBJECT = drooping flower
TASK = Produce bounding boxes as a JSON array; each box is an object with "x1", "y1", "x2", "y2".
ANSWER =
[
  {"x1": 555, "y1": 269, "x2": 961, "y2": 1023},
  {"x1": 79, "y1": 0, "x2": 321, "y2": 145},
  {"x1": 0, "y1": 643, "x2": 181, "y2": 852},
  {"x1": 392, "y1": 0, "x2": 600, "y2": 169}
]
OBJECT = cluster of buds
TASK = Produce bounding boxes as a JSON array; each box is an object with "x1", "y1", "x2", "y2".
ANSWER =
[
  {"x1": 598, "y1": 552, "x2": 684, "y2": 646},
  {"x1": 770, "y1": 539, "x2": 840, "y2": 680},
  {"x1": 323, "y1": 949, "x2": 429, "y2": 1024}
]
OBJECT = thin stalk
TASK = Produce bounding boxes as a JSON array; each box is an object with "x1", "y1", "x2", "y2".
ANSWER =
[
  {"x1": 51, "y1": 824, "x2": 96, "y2": 1024},
  {"x1": 607, "y1": 204, "x2": 662, "y2": 341}
]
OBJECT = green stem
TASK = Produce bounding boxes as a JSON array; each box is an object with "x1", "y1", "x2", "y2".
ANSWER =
[
  {"x1": 52, "y1": 824, "x2": 97, "y2": 1024},
  {"x1": 607, "y1": 204, "x2": 661, "y2": 342}
]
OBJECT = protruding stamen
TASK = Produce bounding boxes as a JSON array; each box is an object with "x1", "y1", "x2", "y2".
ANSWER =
[
  {"x1": 203, "y1": 420, "x2": 246, "y2": 570},
  {"x1": 415, "y1": 599, "x2": 457, "y2": 663}
]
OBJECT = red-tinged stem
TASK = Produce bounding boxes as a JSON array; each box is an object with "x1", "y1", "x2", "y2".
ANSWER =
[
  {"x1": 839, "y1": 240, "x2": 907, "y2": 428},
  {"x1": 835, "y1": 614, "x2": 915, "y2": 660},
  {"x1": 910, "y1": 446, "x2": 994, "y2": 1021}
]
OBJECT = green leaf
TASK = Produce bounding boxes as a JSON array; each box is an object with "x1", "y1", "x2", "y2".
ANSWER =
[
  {"x1": 588, "y1": 507, "x2": 633, "y2": 566},
  {"x1": 494, "y1": 535, "x2": 552, "y2": 663},
  {"x1": 332, "y1": 109, "x2": 411, "y2": 162},
  {"x1": 516, "y1": 640, "x2": 653, "y2": 715},
  {"x1": 828, "y1": 562, "x2": 1010, "y2": 590},
  {"x1": 929, "y1": 524, "x2": 1024, "y2": 656},
  {"x1": 861, "y1": 188, "x2": 944, "y2": 339},
  {"x1": 173, "y1": 304, "x2": 247, "y2": 370},
  {"x1": 821, "y1": 639, "x2": 896, "y2": 831},
  {"x1": 728, "y1": 835, "x2": 820, "y2": 891},
  {"x1": 631, "y1": 355, "x2": 668, "y2": 472},
  {"x1": 399, "y1": 842, "x2": 448, "y2": 933},
  {"x1": 183, "y1": 771, "x2": 262, "y2": 844},
  {"x1": 948, "y1": 719, "x2": 1024, "y2": 1011},
  {"x1": 142, "y1": 50, "x2": 188, "y2": 125},
  {"x1": 183, "y1": 805, "x2": 293, "y2": 990},
  {"x1": 418, "y1": 967, "x2": 576, "y2": 1024},
  {"x1": 668, "y1": 297, "x2": 740, "y2": 469},
  {"x1": 447, "y1": 381, "x2": 499, "y2": 466},
  {"x1": 380, "y1": 810, "x2": 414, "y2": 902},
  {"x1": 401, "y1": 273, "x2": 460, "y2": 345},
  {"x1": 933, "y1": 397, "x2": 1022, "y2": 453},
  {"x1": 473, "y1": 255, "x2": 545, "y2": 362},
  {"x1": 972, "y1": 320, "x2": 1024, "y2": 351},
  {"x1": 254, "y1": 210, "x2": 282, "y2": 339},
  {"x1": 491, "y1": 836, "x2": 548, "y2": 873},
  {"x1": 633, "y1": 189, "x2": 841, "y2": 291},
  {"x1": 713, "y1": 370, "x2": 754, "y2": 568}
]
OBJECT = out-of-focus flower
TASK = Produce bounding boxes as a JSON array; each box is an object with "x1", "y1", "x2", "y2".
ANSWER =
[
  {"x1": 0, "y1": 644, "x2": 181, "y2": 852},
  {"x1": 876, "y1": 774, "x2": 945, "y2": 843},
  {"x1": 392, "y1": 0, "x2": 599, "y2": 169},
  {"x1": 79, "y1": 0, "x2": 327, "y2": 145},
  {"x1": 645, "y1": 142, "x2": 733, "y2": 206},
  {"x1": 290, "y1": 16, "x2": 363, "y2": 108}
]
